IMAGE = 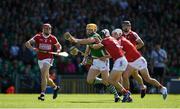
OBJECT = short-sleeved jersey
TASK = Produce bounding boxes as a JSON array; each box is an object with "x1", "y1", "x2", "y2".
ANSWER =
[
  {"x1": 118, "y1": 37, "x2": 141, "y2": 62},
  {"x1": 32, "y1": 33, "x2": 58, "y2": 60},
  {"x1": 88, "y1": 33, "x2": 107, "y2": 58},
  {"x1": 101, "y1": 36, "x2": 124, "y2": 61},
  {"x1": 121, "y1": 31, "x2": 140, "y2": 46}
]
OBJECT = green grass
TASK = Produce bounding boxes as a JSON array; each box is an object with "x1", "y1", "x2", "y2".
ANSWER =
[{"x1": 0, "y1": 94, "x2": 179, "y2": 108}]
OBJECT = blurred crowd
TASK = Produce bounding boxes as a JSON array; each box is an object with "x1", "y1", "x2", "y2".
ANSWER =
[{"x1": 0, "y1": 0, "x2": 179, "y2": 93}]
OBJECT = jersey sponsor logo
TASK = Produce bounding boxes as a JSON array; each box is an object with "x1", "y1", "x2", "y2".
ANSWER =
[{"x1": 39, "y1": 43, "x2": 52, "y2": 50}]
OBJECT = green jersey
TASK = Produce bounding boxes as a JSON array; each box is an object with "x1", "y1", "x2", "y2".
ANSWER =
[{"x1": 88, "y1": 33, "x2": 107, "y2": 58}]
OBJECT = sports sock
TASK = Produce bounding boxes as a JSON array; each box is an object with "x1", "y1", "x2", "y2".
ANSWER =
[
  {"x1": 121, "y1": 88, "x2": 128, "y2": 95},
  {"x1": 106, "y1": 85, "x2": 119, "y2": 98},
  {"x1": 53, "y1": 86, "x2": 57, "y2": 90}
]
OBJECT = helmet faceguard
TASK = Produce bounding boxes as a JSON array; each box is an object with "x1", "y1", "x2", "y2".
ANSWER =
[
  {"x1": 100, "y1": 29, "x2": 110, "y2": 37},
  {"x1": 112, "y1": 29, "x2": 123, "y2": 39}
]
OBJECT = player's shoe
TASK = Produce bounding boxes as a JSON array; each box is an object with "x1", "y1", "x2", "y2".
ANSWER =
[
  {"x1": 53, "y1": 86, "x2": 60, "y2": 99},
  {"x1": 38, "y1": 94, "x2": 45, "y2": 101},
  {"x1": 140, "y1": 85, "x2": 147, "y2": 98},
  {"x1": 160, "y1": 87, "x2": 168, "y2": 100},
  {"x1": 114, "y1": 97, "x2": 121, "y2": 102},
  {"x1": 122, "y1": 91, "x2": 132, "y2": 103}
]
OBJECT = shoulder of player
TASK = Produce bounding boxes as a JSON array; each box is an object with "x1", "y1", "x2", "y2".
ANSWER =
[
  {"x1": 34, "y1": 33, "x2": 42, "y2": 37},
  {"x1": 131, "y1": 31, "x2": 139, "y2": 36},
  {"x1": 49, "y1": 34, "x2": 56, "y2": 38},
  {"x1": 49, "y1": 34, "x2": 58, "y2": 40}
]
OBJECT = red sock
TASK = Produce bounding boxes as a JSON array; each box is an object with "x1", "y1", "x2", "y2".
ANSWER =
[{"x1": 121, "y1": 88, "x2": 128, "y2": 95}]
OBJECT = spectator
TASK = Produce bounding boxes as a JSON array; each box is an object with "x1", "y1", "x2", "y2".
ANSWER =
[{"x1": 151, "y1": 42, "x2": 168, "y2": 84}]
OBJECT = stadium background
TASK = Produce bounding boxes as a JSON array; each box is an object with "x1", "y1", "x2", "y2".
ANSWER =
[{"x1": 0, "y1": 0, "x2": 179, "y2": 94}]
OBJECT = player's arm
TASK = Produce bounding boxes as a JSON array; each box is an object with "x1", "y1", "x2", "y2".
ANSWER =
[
  {"x1": 54, "y1": 42, "x2": 62, "y2": 53},
  {"x1": 133, "y1": 32, "x2": 144, "y2": 49},
  {"x1": 99, "y1": 50, "x2": 111, "y2": 61},
  {"x1": 99, "y1": 55, "x2": 111, "y2": 60},
  {"x1": 64, "y1": 32, "x2": 99, "y2": 44},
  {"x1": 81, "y1": 45, "x2": 90, "y2": 65},
  {"x1": 136, "y1": 38, "x2": 144, "y2": 49},
  {"x1": 74, "y1": 38, "x2": 98, "y2": 44},
  {"x1": 89, "y1": 43, "x2": 104, "y2": 49},
  {"x1": 25, "y1": 38, "x2": 38, "y2": 52}
]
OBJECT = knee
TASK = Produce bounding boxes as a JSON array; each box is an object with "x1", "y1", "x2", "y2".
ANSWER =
[
  {"x1": 108, "y1": 77, "x2": 114, "y2": 85},
  {"x1": 86, "y1": 78, "x2": 94, "y2": 84}
]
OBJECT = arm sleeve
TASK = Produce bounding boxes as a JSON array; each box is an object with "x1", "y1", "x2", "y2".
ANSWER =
[
  {"x1": 31, "y1": 35, "x2": 38, "y2": 43},
  {"x1": 53, "y1": 37, "x2": 59, "y2": 45}
]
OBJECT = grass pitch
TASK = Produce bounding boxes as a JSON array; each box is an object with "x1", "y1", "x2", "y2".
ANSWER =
[{"x1": 0, "y1": 94, "x2": 179, "y2": 108}]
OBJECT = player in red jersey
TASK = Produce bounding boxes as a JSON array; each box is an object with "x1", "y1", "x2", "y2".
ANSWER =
[
  {"x1": 25, "y1": 23, "x2": 61, "y2": 101},
  {"x1": 112, "y1": 29, "x2": 168, "y2": 100},
  {"x1": 67, "y1": 29, "x2": 132, "y2": 102},
  {"x1": 121, "y1": 21, "x2": 147, "y2": 97},
  {"x1": 121, "y1": 21, "x2": 144, "y2": 49}
]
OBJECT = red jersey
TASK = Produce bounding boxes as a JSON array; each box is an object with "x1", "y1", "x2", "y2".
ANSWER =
[
  {"x1": 118, "y1": 37, "x2": 141, "y2": 62},
  {"x1": 121, "y1": 30, "x2": 140, "y2": 46},
  {"x1": 32, "y1": 33, "x2": 58, "y2": 60},
  {"x1": 102, "y1": 36, "x2": 124, "y2": 61}
]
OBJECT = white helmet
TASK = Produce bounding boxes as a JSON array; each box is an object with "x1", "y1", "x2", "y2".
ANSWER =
[
  {"x1": 101, "y1": 29, "x2": 110, "y2": 37},
  {"x1": 112, "y1": 28, "x2": 123, "y2": 36}
]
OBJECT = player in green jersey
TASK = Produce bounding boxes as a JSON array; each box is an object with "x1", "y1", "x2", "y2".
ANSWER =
[{"x1": 66, "y1": 23, "x2": 120, "y2": 102}]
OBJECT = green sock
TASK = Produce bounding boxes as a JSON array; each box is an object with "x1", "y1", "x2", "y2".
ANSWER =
[
  {"x1": 93, "y1": 77, "x2": 103, "y2": 85},
  {"x1": 106, "y1": 85, "x2": 119, "y2": 98}
]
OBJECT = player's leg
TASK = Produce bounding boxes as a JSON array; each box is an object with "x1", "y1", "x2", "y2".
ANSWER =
[
  {"x1": 38, "y1": 62, "x2": 51, "y2": 101},
  {"x1": 86, "y1": 68, "x2": 100, "y2": 85},
  {"x1": 101, "y1": 70, "x2": 120, "y2": 102},
  {"x1": 122, "y1": 64, "x2": 133, "y2": 90},
  {"x1": 87, "y1": 59, "x2": 105, "y2": 85},
  {"x1": 108, "y1": 70, "x2": 132, "y2": 102},
  {"x1": 131, "y1": 70, "x2": 147, "y2": 98},
  {"x1": 109, "y1": 57, "x2": 132, "y2": 102},
  {"x1": 140, "y1": 68, "x2": 167, "y2": 100},
  {"x1": 46, "y1": 73, "x2": 60, "y2": 99}
]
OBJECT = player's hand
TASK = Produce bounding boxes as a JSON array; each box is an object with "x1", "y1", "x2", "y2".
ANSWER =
[
  {"x1": 57, "y1": 49, "x2": 61, "y2": 53},
  {"x1": 63, "y1": 32, "x2": 77, "y2": 43},
  {"x1": 33, "y1": 48, "x2": 39, "y2": 52},
  {"x1": 94, "y1": 37, "x2": 101, "y2": 43},
  {"x1": 70, "y1": 46, "x2": 79, "y2": 56},
  {"x1": 81, "y1": 58, "x2": 87, "y2": 65}
]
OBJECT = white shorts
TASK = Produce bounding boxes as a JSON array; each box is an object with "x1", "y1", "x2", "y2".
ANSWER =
[
  {"x1": 129, "y1": 56, "x2": 147, "y2": 70},
  {"x1": 38, "y1": 58, "x2": 54, "y2": 69},
  {"x1": 112, "y1": 56, "x2": 128, "y2": 71},
  {"x1": 90, "y1": 59, "x2": 109, "y2": 71}
]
